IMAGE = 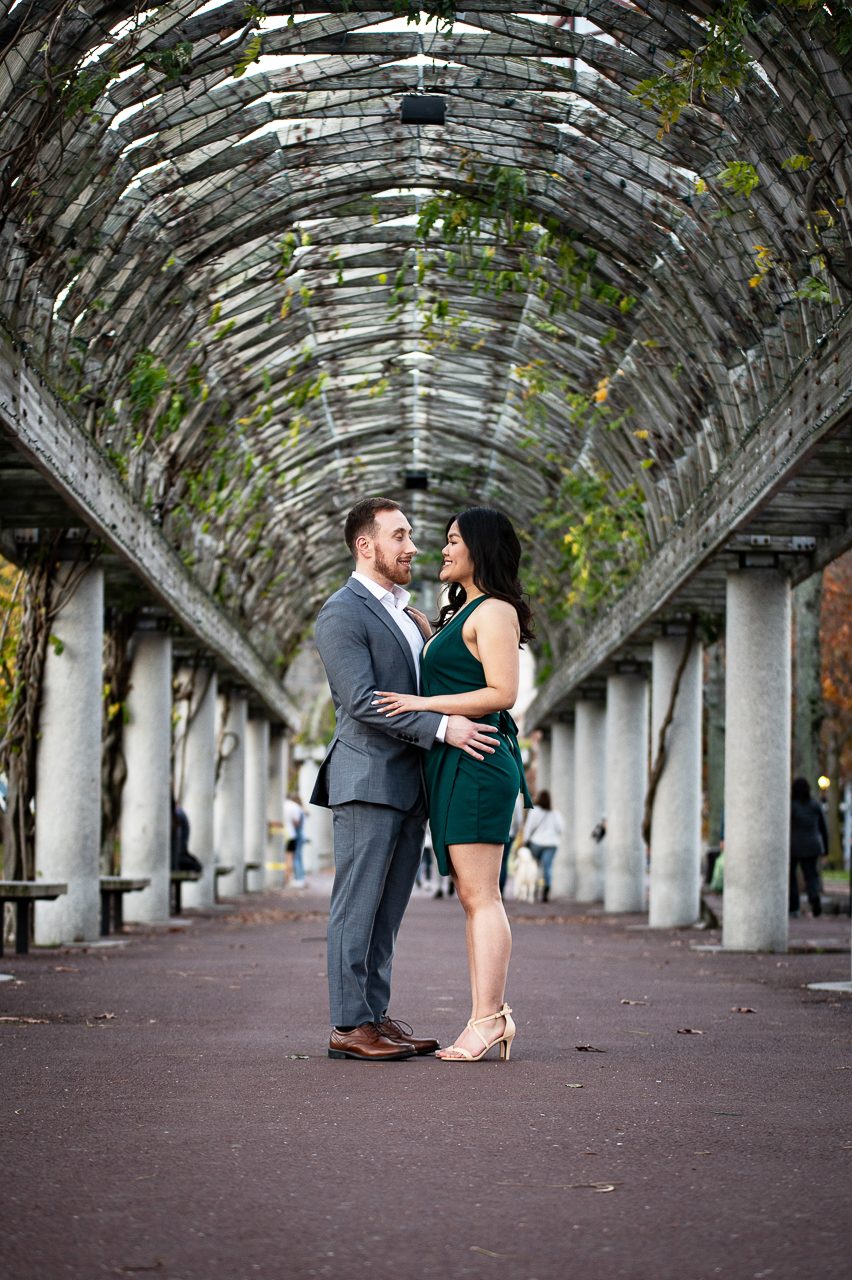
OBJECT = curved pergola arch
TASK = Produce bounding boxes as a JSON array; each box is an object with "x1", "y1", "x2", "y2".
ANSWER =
[{"x1": 2, "y1": 0, "x2": 850, "y2": 668}]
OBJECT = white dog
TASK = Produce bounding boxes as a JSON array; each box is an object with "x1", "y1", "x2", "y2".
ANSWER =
[{"x1": 512, "y1": 845, "x2": 541, "y2": 902}]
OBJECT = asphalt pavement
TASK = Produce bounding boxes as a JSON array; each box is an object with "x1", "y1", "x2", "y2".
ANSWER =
[{"x1": 1, "y1": 883, "x2": 850, "y2": 1280}]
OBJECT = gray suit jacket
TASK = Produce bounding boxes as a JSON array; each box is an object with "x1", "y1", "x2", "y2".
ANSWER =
[{"x1": 311, "y1": 575, "x2": 443, "y2": 811}]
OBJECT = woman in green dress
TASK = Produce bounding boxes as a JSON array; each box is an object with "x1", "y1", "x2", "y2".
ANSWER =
[{"x1": 374, "y1": 507, "x2": 533, "y2": 1062}]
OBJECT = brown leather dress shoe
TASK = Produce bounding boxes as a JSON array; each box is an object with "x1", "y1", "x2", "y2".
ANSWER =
[
  {"x1": 328, "y1": 1022, "x2": 416, "y2": 1060},
  {"x1": 377, "y1": 1017, "x2": 439, "y2": 1056}
]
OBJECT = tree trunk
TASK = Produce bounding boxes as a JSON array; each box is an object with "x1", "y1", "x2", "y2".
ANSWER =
[
  {"x1": 100, "y1": 607, "x2": 137, "y2": 874},
  {"x1": 793, "y1": 573, "x2": 824, "y2": 792},
  {"x1": 704, "y1": 640, "x2": 725, "y2": 848}
]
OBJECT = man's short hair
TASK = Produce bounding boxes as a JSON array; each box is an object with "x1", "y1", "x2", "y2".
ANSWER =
[{"x1": 344, "y1": 497, "x2": 401, "y2": 557}]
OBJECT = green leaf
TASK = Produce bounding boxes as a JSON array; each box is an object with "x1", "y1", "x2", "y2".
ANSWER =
[
  {"x1": 233, "y1": 35, "x2": 262, "y2": 78},
  {"x1": 717, "y1": 161, "x2": 760, "y2": 197}
]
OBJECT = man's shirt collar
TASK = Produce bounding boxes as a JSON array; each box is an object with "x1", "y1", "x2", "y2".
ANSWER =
[{"x1": 351, "y1": 571, "x2": 411, "y2": 611}]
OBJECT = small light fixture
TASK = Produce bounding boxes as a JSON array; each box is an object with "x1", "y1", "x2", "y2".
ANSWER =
[
  {"x1": 400, "y1": 95, "x2": 445, "y2": 125},
  {"x1": 404, "y1": 471, "x2": 429, "y2": 490},
  {"x1": 818, "y1": 775, "x2": 830, "y2": 789}
]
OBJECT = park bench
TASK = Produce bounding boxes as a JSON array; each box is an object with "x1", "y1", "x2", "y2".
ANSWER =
[
  {"x1": 214, "y1": 865, "x2": 233, "y2": 903},
  {"x1": 0, "y1": 882, "x2": 67, "y2": 955},
  {"x1": 99, "y1": 876, "x2": 150, "y2": 936},
  {"x1": 170, "y1": 869, "x2": 201, "y2": 915}
]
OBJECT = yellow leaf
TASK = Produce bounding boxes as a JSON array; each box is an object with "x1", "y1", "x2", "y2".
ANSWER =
[{"x1": 633, "y1": 429, "x2": 649, "y2": 439}]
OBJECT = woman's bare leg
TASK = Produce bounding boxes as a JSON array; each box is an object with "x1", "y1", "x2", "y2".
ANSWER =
[
  {"x1": 449, "y1": 862, "x2": 478, "y2": 1020},
  {"x1": 439, "y1": 842, "x2": 511, "y2": 1058}
]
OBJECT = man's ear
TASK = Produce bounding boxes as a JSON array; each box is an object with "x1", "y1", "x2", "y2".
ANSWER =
[{"x1": 355, "y1": 534, "x2": 373, "y2": 561}]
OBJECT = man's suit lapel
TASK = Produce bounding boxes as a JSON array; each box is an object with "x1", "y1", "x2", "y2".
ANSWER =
[{"x1": 346, "y1": 577, "x2": 419, "y2": 689}]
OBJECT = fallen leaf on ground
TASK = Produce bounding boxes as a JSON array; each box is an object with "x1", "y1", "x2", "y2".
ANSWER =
[
  {"x1": 94, "y1": 1012, "x2": 116, "y2": 1020},
  {"x1": 694, "y1": 1151, "x2": 711, "y2": 1155},
  {"x1": 835, "y1": 1066, "x2": 851, "y2": 1070},
  {"x1": 470, "y1": 1247, "x2": 513, "y2": 1258},
  {"x1": 0, "y1": 1015, "x2": 49, "y2": 1024},
  {"x1": 677, "y1": 1028, "x2": 705, "y2": 1034},
  {"x1": 731, "y1": 1006, "x2": 756, "y2": 1013},
  {"x1": 576, "y1": 1044, "x2": 606, "y2": 1052},
  {"x1": 620, "y1": 999, "x2": 647, "y2": 1005},
  {"x1": 54, "y1": 966, "x2": 78, "y2": 972},
  {"x1": 566, "y1": 1083, "x2": 584, "y2": 1088},
  {"x1": 288, "y1": 1054, "x2": 309, "y2": 1059}
]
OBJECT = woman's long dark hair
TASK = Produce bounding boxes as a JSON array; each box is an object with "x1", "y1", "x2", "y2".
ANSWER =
[
  {"x1": 435, "y1": 507, "x2": 535, "y2": 645},
  {"x1": 791, "y1": 776, "x2": 812, "y2": 803}
]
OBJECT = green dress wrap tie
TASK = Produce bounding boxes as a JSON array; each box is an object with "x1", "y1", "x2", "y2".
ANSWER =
[{"x1": 421, "y1": 594, "x2": 532, "y2": 875}]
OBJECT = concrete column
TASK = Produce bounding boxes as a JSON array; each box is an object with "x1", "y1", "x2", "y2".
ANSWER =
[
  {"x1": 299, "y1": 754, "x2": 334, "y2": 874},
  {"x1": 120, "y1": 628, "x2": 172, "y2": 923},
  {"x1": 723, "y1": 569, "x2": 791, "y2": 952},
  {"x1": 244, "y1": 717, "x2": 270, "y2": 893},
  {"x1": 605, "y1": 673, "x2": 649, "y2": 913},
  {"x1": 537, "y1": 733, "x2": 552, "y2": 797},
  {"x1": 573, "y1": 700, "x2": 607, "y2": 902},
  {"x1": 214, "y1": 692, "x2": 247, "y2": 897},
  {"x1": 550, "y1": 722, "x2": 575, "y2": 898},
  {"x1": 266, "y1": 731, "x2": 288, "y2": 889},
  {"x1": 649, "y1": 635, "x2": 703, "y2": 927},
  {"x1": 35, "y1": 563, "x2": 103, "y2": 945},
  {"x1": 175, "y1": 665, "x2": 217, "y2": 909}
]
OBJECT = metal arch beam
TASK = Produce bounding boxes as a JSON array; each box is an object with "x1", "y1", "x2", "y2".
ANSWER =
[{"x1": 0, "y1": 337, "x2": 297, "y2": 730}]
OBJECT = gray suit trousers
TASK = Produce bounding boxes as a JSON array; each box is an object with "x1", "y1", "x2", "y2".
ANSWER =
[{"x1": 327, "y1": 798, "x2": 426, "y2": 1026}]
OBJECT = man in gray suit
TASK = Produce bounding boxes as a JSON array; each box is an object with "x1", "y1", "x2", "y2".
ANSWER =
[{"x1": 312, "y1": 497, "x2": 497, "y2": 1060}]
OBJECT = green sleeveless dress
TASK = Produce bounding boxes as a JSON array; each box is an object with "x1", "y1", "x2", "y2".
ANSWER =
[{"x1": 421, "y1": 594, "x2": 531, "y2": 875}]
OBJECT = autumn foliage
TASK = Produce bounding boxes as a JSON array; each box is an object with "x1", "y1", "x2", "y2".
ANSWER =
[{"x1": 821, "y1": 550, "x2": 852, "y2": 864}]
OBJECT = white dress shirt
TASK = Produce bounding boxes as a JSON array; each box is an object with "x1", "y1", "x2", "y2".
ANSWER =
[{"x1": 351, "y1": 572, "x2": 448, "y2": 742}]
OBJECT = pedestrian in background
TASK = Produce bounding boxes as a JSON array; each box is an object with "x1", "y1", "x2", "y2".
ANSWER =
[
  {"x1": 790, "y1": 777, "x2": 827, "y2": 918},
  {"x1": 285, "y1": 792, "x2": 307, "y2": 889},
  {"x1": 523, "y1": 790, "x2": 564, "y2": 904}
]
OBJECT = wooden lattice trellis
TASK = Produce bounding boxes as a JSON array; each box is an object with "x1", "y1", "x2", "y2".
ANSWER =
[{"x1": 1, "y1": 1, "x2": 850, "y2": 667}]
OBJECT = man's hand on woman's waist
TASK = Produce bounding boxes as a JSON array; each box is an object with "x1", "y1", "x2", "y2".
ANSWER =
[{"x1": 444, "y1": 716, "x2": 498, "y2": 760}]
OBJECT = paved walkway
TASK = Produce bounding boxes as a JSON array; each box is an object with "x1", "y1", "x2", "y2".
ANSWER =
[{"x1": 1, "y1": 888, "x2": 850, "y2": 1280}]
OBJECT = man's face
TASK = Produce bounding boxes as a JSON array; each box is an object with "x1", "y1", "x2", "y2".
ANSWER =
[{"x1": 357, "y1": 508, "x2": 417, "y2": 585}]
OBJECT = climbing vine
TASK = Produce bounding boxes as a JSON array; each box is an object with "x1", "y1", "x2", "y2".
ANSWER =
[
  {"x1": 101, "y1": 608, "x2": 138, "y2": 875},
  {"x1": 632, "y1": 0, "x2": 852, "y2": 139},
  {"x1": 0, "y1": 535, "x2": 96, "y2": 880},
  {"x1": 415, "y1": 156, "x2": 636, "y2": 331}
]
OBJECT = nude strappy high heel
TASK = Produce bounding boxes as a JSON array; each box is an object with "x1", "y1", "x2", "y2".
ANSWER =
[{"x1": 437, "y1": 1004, "x2": 515, "y2": 1062}]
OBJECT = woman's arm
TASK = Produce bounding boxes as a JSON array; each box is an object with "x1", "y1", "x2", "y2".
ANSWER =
[{"x1": 375, "y1": 598, "x2": 520, "y2": 719}]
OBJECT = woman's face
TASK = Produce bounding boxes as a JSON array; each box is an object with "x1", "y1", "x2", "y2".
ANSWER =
[{"x1": 440, "y1": 520, "x2": 475, "y2": 584}]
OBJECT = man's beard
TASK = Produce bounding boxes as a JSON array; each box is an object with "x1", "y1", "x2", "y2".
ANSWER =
[{"x1": 375, "y1": 549, "x2": 412, "y2": 585}]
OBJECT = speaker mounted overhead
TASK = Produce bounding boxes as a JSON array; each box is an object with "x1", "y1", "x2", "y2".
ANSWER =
[{"x1": 400, "y1": 96, "x2": 445, "y2": 125}]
